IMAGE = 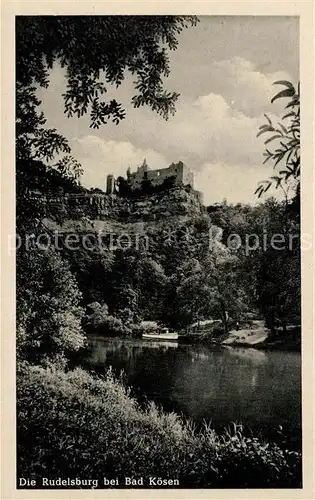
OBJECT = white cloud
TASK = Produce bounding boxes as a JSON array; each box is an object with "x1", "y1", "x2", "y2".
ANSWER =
[
  {"x1": 71, "y1": 135, "x2": 284, "y2": 206},
  {"x1": 195, "y1": 162, "x2": 283, "y2": 205},
  {"x1": 123, "y1": 56, "x2": 292, "y2": 170},
  {"x1": 207, "y1": 56, "x2": 293, "y2": 116},
  {"x1": 72, "y1": 136, "x2": 168, "y2": 189},
  {"x1": 63, "y1": 56, "x2": 291, "y2": 204},
  {"x1": 128, "y1": 91, "x2": 282, "y2": 168},
  {"x1": 193, "y1": 93, "x2": 230, "y2": 118}
]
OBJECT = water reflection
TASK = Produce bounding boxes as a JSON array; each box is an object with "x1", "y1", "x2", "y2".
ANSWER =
[
  {"x1": 81, "y1": 336, "x2": 301, "y2": 438},
  {"x1": 223, "y1": 346, "x2": 267, "y2": 365}
]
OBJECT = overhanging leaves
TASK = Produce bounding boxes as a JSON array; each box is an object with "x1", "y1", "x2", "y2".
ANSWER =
[{"x1": 256, "y1": 80, "x2": 300, "y2": 201}]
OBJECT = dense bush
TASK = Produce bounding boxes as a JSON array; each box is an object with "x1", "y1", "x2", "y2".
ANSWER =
[
  {"x1": 16, "y1": 246, "x2": 86, "y2": 366},
  {"x1": 83, "y1": 302, "x2": 143, "y2": 337},
  {"x1": 17, "y1": 363, "x2": 301, "y2": 488}
]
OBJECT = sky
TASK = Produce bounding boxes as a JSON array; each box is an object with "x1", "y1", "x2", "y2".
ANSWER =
[{"x1": 37, "y1": 16, "x2": 299, "y2": 205}]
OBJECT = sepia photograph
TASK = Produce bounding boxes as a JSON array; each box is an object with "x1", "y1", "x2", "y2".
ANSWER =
[{"x1": 7, "y1": 10, "x2": 309, "y2": 494}]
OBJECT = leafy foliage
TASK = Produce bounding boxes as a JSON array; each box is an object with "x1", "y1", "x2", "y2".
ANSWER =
[
  {"x1": 16, "y1": 16, "x2": 199, "y2": 231},
  {"x1": 15, "y1": 20, "x2": 301, "y2": 484},
  {"x1": 16, "y1": 16, "x2": 198, "y2": 128},
  {"x1": 83, "y1": 302, "x2": 143, "y2": 337},
  {"x1": 17, "y1": 363, "x2": 301, "y2": 488},
  {"x1": 16, "y1": 15, "x2": 200, "y2": 363},
  {"x1": 207, "y1": 199, "x2": 300, "y2": 333},
  {"x1": 16, "y1": 244, "x2": 86, "y2": 365},
  {"x1": 256, "y1": 81, "x2": 300, "y2": 200}
]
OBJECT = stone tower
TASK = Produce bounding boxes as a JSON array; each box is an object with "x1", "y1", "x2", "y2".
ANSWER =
[{"x1": 106, "y1": 174, "x2": 115, "y2": 194}]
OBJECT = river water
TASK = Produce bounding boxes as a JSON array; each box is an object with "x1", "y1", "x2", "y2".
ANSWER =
[{"x1": 79, "y1": 336, "x2": 301, "y2": 446}]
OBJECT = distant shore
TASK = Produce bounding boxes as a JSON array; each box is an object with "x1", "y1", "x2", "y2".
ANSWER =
[{"x1": 179, "y1": 323, "x2": 301, "y2": 352}]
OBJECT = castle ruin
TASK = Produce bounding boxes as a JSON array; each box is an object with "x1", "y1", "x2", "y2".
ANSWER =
[{"x1": 106, "y1": 159, "x2": 194, "y2": 194}]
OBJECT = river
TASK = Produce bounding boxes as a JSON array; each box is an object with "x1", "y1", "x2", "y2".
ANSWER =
[{"x1": 79, "y1": 335, "x2": 301, "y2": 446}]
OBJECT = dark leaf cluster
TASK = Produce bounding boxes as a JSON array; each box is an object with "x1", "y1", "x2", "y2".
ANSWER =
[
  {"x1": 256, "y1": 81, "x2": 300, "y2": 200},
  {"x1": 16, "y1": 16, "x2": 199, "y2": 129}
]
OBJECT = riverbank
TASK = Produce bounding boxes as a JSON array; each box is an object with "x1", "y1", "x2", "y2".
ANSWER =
[
  {"x1": 17, "y1": 361, "x2": 301, "y2": 488},
  {"x1": 186, "y1": 322, "x2": 301, "y2": 351},
  {"x1": 82, "y1": 305, "x2": 300, "y2": 352},
  {"x1": 220, "y1": 327, "x2": 300, "y2": 351}
]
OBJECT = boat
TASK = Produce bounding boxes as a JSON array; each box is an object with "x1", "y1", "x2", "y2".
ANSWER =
[{"x1": 142, "y1": 327, "x2": 178, "y2": 341}]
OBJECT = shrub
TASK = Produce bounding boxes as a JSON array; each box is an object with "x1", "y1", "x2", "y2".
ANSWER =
[
  {"x1": 83, "y1": 302, "x2": 109, "y2": 332},
  {"x1": 17, "y1": 363, "x2": 301, "y2": 488},
  {"x1": 16, "y1": 246, "x2": 86, "y2": 366},
  {"x1": 84, "y1": 303, "x2": 142, "y2": 337}
]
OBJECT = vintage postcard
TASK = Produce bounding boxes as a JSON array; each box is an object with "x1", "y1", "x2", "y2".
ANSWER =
[{"x1": 1, "y1": 1, "x2": 314, "y2": 499}]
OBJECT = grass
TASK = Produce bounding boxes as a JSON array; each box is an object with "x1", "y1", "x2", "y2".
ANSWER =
[{"x1": 17, "y1": 362, "x2": 302, "y2": 488}]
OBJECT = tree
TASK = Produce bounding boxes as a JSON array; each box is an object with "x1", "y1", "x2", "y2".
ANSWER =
[
  {"x1": 257, "y1": 249, "x2": 300, "y2": 334},
  {"x1": 141, "y1": 178, "x2": 154, "y2": 195},
  {"x1": 255, "y1": 79, "x2": 301, "y2": 333},
  {"x1": 256, "y1": 81, "x2": 300, "y2": 203},
  {"x1": 206, "y1": 198, "x2": 301, "y2": 334},
  {"x1": 16, "y1": 245, "x2": 86, "y2": 366},
  {"x1": 16, "y1": 16, "x2": 198, "y2": 227},
  {"x1": 174, "y1": 259, "x2": 205, "y2": 327},
  {"x1": 202, "y1": 246, "x2": 251, "y2": 333},
  {"x1": 64, "y1": 245, "x2": 114, "y2": 306},
  {"x1": 161, "y1": 175, "x2": 177, "y2": 191},
  {"x1": 15, "y1": 16, "x2": 199, "y2": 360},
  {"x1": 135, "y1": 258, "x2": 167, "y2": 321},
  {"x1": 16, "y1": 16, "x2": 198, "y2": 155},
  {"x1": 117, "y1": 176, "x2": 131, "y2": 197},
  {"x1": 17, "y1": 16, "x2": 198, "y2": 125}
]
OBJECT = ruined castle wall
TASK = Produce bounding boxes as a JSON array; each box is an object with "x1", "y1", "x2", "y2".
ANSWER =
[
  {"x1": 110, "y1": 161, "x2": 194, "y2": 192},
  {"x1": 129, "y1": 161, "x2": 194, "y2": 189},
  {"x1": 181, "y1": 164, "x2": 194, "y2": 187},
  {"x1": 147, "y1": 166, "x2": 174, "y2": 186},
  {"x1": 128, "y1": 171, "x2": 144, "y2": 190}
]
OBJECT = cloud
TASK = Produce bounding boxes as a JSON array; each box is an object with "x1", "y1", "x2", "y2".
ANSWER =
[
  {"x1": 71, "y1": 135, "x2": 283, "y2": 206},
  {"x1": 115, "y1": 56, "x2": 291, "y2": 170},
  {"x1": 42, "y1": 56, "x2": 289, "y2": 172},
  {"x1": 195, "y1": 162, "x2": 283, "y2": 205},
  {"x1": 49, "y1": 56, "x2": 291, "y2": 204},
  {"x1": 72, "y1": 136, "x2": 168, "y2": 189},
  {"x1": 206, "y1": 56, "x2": 293, "y2": 117},
  {"x1": 128, "y1": 91, "x2": 282, "y2": 169}
]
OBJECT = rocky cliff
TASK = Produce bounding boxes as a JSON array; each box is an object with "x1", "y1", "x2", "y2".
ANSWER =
[{"x1": 44, "y1": 186, "x2": 205, "y2": 233}]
